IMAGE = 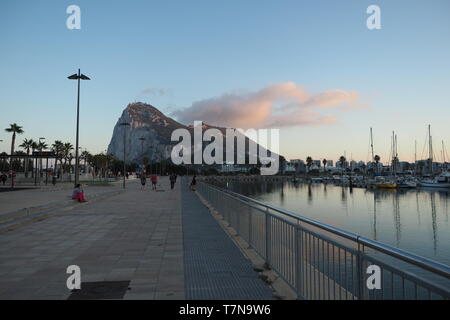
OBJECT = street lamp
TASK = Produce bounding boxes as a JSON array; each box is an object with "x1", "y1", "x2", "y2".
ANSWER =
[
  {"x1": 68, "y1": 69, "x2": 91, "y2": 187},
  {"x1": 139, "y1": 137, "x2": 146, "y2": 172},
  {"x1": 119, "y1": 122, "x2": 130, "y2": 188},
  {"x1": 39, "y1": 137, "x2": 45, "y2": 184}
]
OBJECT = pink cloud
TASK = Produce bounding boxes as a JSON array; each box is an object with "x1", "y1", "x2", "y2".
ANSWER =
[{"x1": 173, "y1": 82, "x2": 364, "y2": 129}]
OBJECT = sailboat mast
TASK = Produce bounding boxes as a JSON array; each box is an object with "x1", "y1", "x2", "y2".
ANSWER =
[
  {"x1": 395, "y1": 133, "x2": 398, "y2": 177},
  {"x1": 391, "y1": 131, "x2": 395, "y2": 176},
  {"x1": 370, "y1": 127, "x2": 374, "y2": 161},
  {"x1": 414, "y1": 140, "x2": 417, "y2": 177},
  {"x1": 428, "y1": 124, "x2": 433, "y2": 174}
]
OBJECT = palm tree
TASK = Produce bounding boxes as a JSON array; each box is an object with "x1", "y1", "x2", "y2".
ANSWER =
[
  {"x1": 322, "y1": 158, "x2": 327, "y2": 172},
  {"x1": 339, "y1": 156, "x2": 347, "y2": 174},
  {"x1": 51, "y1": 140, "x2": 64, "y2": 176},
  {"x1": 339, "y1": 156, "x2": 346, "y2": 171},
  {"x1": 306, "y1": 156, "x2": 313, "y2": 170},
  {"x1": 374, "y1": 154, "x2": 381, "y2": 174},
  {"x1": 37, "y1": 141, "x2": 48, "y2": 177},
  {"x1": 19, "y1": 138, "x2": 35, "y2": 177},
  {"x1": 80, "y1": 150, "x2": 91, "y2": 173},
  {"x1": 5, "y1": 123, "x2": 24, "y2": 155},
  {"x1": 62, "y1": 142, "x2": 74, "y2": 173}
]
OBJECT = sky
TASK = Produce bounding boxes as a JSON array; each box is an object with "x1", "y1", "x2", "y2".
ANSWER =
[{"x1": 1, "y1": 0, "x2": 449, "y2": 163}]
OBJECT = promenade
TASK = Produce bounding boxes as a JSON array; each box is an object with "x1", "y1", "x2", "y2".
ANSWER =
[{"x1": 0, "y1": 177, "x2": 274, "y2": 300}]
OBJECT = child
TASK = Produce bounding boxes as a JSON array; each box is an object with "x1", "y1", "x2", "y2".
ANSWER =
[{"x1": 72, "y1": 184, "x2": 87, "y2": 202}]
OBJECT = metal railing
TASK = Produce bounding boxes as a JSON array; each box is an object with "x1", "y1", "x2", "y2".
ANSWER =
[{"x1": 197, "y1": 182, "x2": 450, "y2": 300}]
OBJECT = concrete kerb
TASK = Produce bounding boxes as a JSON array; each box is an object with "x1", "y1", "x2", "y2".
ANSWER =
[{"x1": 195, "y1": 190, "x2": 298, "y2": 300}]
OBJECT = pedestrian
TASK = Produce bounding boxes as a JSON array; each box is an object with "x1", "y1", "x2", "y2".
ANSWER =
[
  {"x1": 169, "y1": 173, "x2": 177, "y2": 190},
  {"x1": 140, "y1": 174, "x2": 146, "y2": 190},
  {"x1": 52, "y1": 173, "x2": 57, "y2": 186},
  {"x1": 190, "y1": 175, "x2": 197, "y2": 191},
  {"x1": 150, "y1": 174, "x2": 158, "y2": 190},
  {"x1": 72, "y1": 184, "x2": 87, "y2": 202},
  {"x1": 1, "y1": 173, "x2": 7, "y2": 185}
]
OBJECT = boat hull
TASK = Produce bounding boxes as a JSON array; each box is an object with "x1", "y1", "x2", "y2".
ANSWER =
[
  {"x1": 420, "y1": 182, "x2": 450, "y2": 188},
  {"x1": 376, "y1": 183, "x2": 397, "y2": 189}
]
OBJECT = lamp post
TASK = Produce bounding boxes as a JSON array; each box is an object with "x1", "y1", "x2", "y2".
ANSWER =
[
  {"x1": 139, "y1": 137, "x2": 146, "y2": 173},
  {"x1": 120, "y1": 122, "x2": 130, "y2": 188},
  {"x1": 0, "y1": 140, "x2": 3, "y2": 174},
  {"x1": 39, "y1": 137, "x2": 45, "y2": 181},
  {"x1": 68, "y1": 69, "x2": 91, "y2": 187}
]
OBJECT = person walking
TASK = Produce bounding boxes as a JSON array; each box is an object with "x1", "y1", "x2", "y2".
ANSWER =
[
  {"x1": 150, "y1": 174, "x2": 158, "y2": 190},
  {"x1": 190, "y1": 175, "x2": 197, "y2": 191},
  {"x1": 169, "y1": 173, "x2": 177, "y2": 190},
  {"x1": 0, "y1": 173, "x2": 7, "y2": 186},
  {"x1": 140, "y1": 174, "x2": 147, "y2": 190}
]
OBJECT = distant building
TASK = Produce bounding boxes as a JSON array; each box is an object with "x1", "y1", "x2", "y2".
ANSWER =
[
  {"x1": 290, "y1": 159, "x2": 306, "y2": 173},
  {"x1": 416, "y1": 160, "x2": 440, "y2": 174},
  {"x1": 336, "y1": 160, "x2": 349, "y2": 168},
  {"x1": 284, "y1": 162, "x2": 297, "y2": 173},
  {"x1": 312, "y1": 160, "x2": 321, "y2": 168}
]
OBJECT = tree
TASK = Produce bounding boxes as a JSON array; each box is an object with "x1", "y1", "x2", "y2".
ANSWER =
[
  {"x1": 51, "y1": 140, "x2": 64, "y2": 175},
  {"x1": 361, "y1": 163, "x2": 367, "y2": 173},
  {"x1": 62, "y1": 142, "x2": 74, "y2": 173},
  {"x1": 37, "y1": 141, "x2": 48, "y2": 177},
  {"x1": 19, "y1": 138, "x2": 35, "y2": 177},
  {"x1": 306, "y1": 156, "x2": 313, "y2": 172},
  {"x1": 322, "y1": 158, "x2": 327, "y2": 172},
  {"x1": 279, "y1": 156, "x2": 286, "y2": 175},
  {"x1": 374, "y1": 154, "x2": 381, "y2": 174},
  {"x1": 5, "y1": 123, "x2": 24, "y2": 155},
  {"x1": 80, "y1": 150, "x2": 91, "y2": 173},
  {"x1": 339, "y1": 156, "x2": 346, "y2": 169},
  {"x1": 37, "y1": 141, "x2": 48, "y2": 151}
]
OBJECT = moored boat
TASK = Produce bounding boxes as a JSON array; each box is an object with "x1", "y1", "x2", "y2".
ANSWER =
[{"x1": 419, "y1": 171, "x2": 450, "y2": 188}]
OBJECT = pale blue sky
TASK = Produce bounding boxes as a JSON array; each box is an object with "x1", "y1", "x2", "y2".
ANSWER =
[{"x1": 1, "y1": 0, "x2": 449, "y2": 163}]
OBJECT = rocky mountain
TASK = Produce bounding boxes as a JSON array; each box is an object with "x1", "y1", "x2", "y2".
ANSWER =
[{"x1": 107, "y1": 102, "x2": 279, "y2": 166}]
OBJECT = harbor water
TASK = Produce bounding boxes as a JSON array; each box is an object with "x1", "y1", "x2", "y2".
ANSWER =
[{"x1": 222, "y1": 180, "x2": 450, "y2": 267}]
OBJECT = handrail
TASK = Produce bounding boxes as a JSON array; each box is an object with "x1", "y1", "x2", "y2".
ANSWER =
[{"x1": 200, "y1": 181, "x2": 450, "y2": 280}]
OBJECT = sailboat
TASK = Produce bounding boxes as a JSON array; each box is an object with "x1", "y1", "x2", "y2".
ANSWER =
[
  {"x1": 420, "y1": 171, "x2": 450, "y2": 188},
  {"x1": 375, "y1": 131, "x2": 397, "y2": 189},
  {"x1": 397, "y1": 177, "x2": 418, "y2": 188},
  {"x1": 374, "y1": 176, "x2": 397, "y2": 189},
  {"x1": 419, "y1": 125, "x2": 450, "y2": 188}
]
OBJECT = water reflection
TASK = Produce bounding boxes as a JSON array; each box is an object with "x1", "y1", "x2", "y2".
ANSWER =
[{"x1": 220, "y1": 180, "x2": 450, "y2": 266}]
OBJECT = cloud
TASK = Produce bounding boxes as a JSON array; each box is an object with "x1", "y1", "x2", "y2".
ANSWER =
[
  {"x1": 172, "y1": 82, "x2": 364, "y2": 129},
  {"x1": 140, "y1": 88, "x2": 173, "y2": 96}
]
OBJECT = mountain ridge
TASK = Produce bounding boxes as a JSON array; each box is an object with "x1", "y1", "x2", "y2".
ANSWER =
[{"x1": 107, "y1": 102, "x2": 280, "y2": 166}]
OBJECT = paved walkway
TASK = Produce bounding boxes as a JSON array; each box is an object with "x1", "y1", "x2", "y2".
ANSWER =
[
  {"x1": 181, "y1": 183, "x2": 274, "y2": 299},
  {"x1": 0, "y1": 182, "x2": 122, "y2": 215},
  {"x1": 0, "y1": 177, "x2": 273, "y2": 300}
]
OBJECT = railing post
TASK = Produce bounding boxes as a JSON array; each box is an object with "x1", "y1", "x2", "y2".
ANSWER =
[
  {"x1": 237, "y1": 202, "x2": 240, "y2": 236},
  {"x1": 265, "y1": 208, "x2": 271, "y2": 265},
  {"x1": 356, "y1": 240, "x2": 364, "y2": 300},
  {"x1": 248, "y1": 205, "x2": 252, "y2": 247},
  {"x1": 295, "y1": 222, "x2": 301, "y2": 298}
]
